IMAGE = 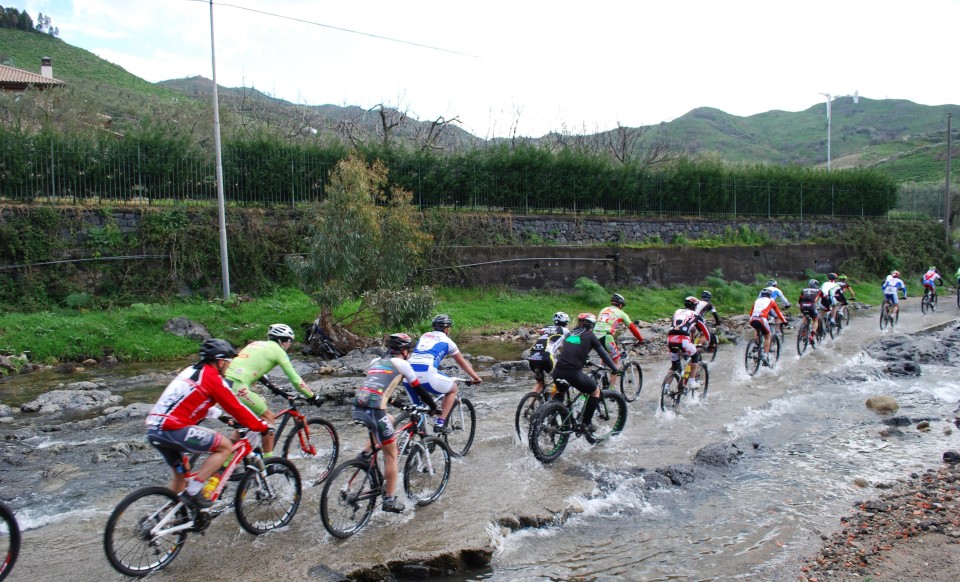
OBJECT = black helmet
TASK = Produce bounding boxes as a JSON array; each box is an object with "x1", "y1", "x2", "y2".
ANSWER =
[
  {"x1": 766, "y1": 279, "x2": 778, "y2": 288},
  {"x1": 552, "y1": 311, "x2": 570, "y2": 326},
  {"x1": 432, "y1": 314, "x2": 453, "y2": 330},
  {"x1": 808, "y1": 278, "x2": 820, "y2": 288},
  {"x1": 199, "y1": 338, "x2": 237, "y2": 362},
  {"x1": 827, "y1": 273, "x2": 837, "y2": 281},
  {"x1": 386, "y1": 333, "x2": 413, "y2": 353},
  {"x1": 759, "y1": 289, "x2": 773, "y2": 298},
  {"x1": 700, "y1": 290, "x2": 712, "y2": 301},
  {"x1": 610, "y1": 293, "x2": 625, "y2": 307},
  {"x1": 684, "y1": 296, "x2": 699, "y2": 310}
]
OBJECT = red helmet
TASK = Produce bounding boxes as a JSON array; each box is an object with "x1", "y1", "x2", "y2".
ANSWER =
[{"x1": 577, "y1": 313, "x2": 597, "y2": 329}]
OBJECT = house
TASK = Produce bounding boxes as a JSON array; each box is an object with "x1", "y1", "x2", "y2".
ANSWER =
[{"x1": 0, "y1": 57, "x2": 65, "y2": 92}]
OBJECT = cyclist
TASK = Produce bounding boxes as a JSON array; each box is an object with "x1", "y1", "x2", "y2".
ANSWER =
[
  {"x1": 758, "y1": 280, "x2": 791, "y2": 310},
  {"x1": 749, "y1": 289, "x2": 787, "y2": 366},
  {"x1": 666, "y1": 298, "x2": 711, "y2": 389},
  {"x1": 526, "y1": 311, "x2": 571, "y2": 395},
  {"x1": 882, "y1": 270, "x2": 907, "y2": 319},
  {"x1": 819, "y1": 273, "x2": 842, "y2": 326},
  {"x1": 693, "y1": 290, "x2": 721, "y2": 353},
  {"x1": 551, "y1": 313, "x2": 621, "y2": 433},
  {"x1": 145, "y1": 339, "x2": 272, "y2": 509},
  {"x1": 836, "y1": 274, "x2": 856, "y2": 304},
  {"x1": 797, "y1": 279, "x2": 823, "y2": 345},
  {"x1": 955, "y1": 265, "x2": 960, "y2": 290},
  {"x1": 224, "y1": 324, "x2": 319, "y2": 457},
  {"x1": 594, "y1": 293, "x2": 645, "y2": 392},
  {"x1": 352, "y1": 333, "x2": 439, "y2": 514},
  {"x1": 921, "y1": 266, "x2": 943, "y2": 299},
  {"x1": 406, "y1": 314, "x2": 482, "y2": 434}
]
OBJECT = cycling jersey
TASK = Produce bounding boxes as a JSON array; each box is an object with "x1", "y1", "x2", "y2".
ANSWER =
[
  {"x1": 750, "y1": 297, "x2": 787, "y2": 322},
  {"x1": 882, "y1": 276, "x2": 907, "y2": 297},
  {"x1": 146, "y1": 363, "x2": 269, "y2": 432},
  {"x1": 554, "y1": 328, "x2": 617, "y2": 372},
  {"x1": 594, "y1": 306, "x2": 644, "y2": 344},
  {"x1": 694, "y1": 300, "x2": 721, "y2": 325},
  {"x1": 921, "y1": 270, "x2": 941, "y2": 289},
  {"x1": 409, "y1": 331, "x2": 459, "y2": 371},
  {"x1": 819, "y1": 281, "x2": 840, "y2": 306},
  {"x1": 225, "y1": 340, "x2": 307, "y2": 395},
  {"x1": 527, "y1": 324, "x2": 569, "y2": 362},
  {"x1": 667, "y1": 308, "x2": 710, "y2": 363},
  {"x1": 798, "y1": 288, "x2": 822, "y2": 318},
  {"x1": 354, "y1": 356, "x2": 431, "y2": 410},
  {"x1": 758, "y1": 286, "x2": 790, "y2": 308}
]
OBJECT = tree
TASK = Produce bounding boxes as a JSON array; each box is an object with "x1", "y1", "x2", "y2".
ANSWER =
[{"x1": 290, "y1": 155, "x2": 435, "y2": 351}]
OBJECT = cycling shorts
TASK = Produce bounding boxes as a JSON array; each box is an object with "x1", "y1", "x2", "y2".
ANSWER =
[
  {"x1": 667, "y1": 335, "x2": 699, "y2": 361},
  {"x1": 230, "y1": 382, "x2": 269, "y2": 417},
  {"x1": 599, "y1": 336, "x2": 622, "y2": 360},
  {"x1": 800, "y1": 304, "x2": 820, "y2": 320},
  {"x1": 921, "y1": 280, "x2": 936, "y2": 291},
  {"x1": 147, "y1": 426, "x2": 223, "y2": 474},
  {"x1": 527, "y1": 355, "x2": 554, "y2": 382},
  {"x1": 836, "y1": 293, "x2": 848, "y2": 306},
  {"x1": 551, "y1": 367, "x2": 598, "y2": 396},
  {"x1": 819, "y1": 295, "x2": 836, "y2": 310},
  {"x1": 409, "y1": 365, "x2": 456, "y2": 396},
  {"x1": 351, "y1": 408, "x2": 396, "y2": 446},
  {"x1": 749, "y1": 316, "x2": 771, "y2": 337},
  {"x1": 883, "y1": 292, "x2": 900, "y2": 305}
]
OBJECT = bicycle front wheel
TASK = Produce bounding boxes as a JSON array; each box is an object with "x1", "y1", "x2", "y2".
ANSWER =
[
  {"x1": 586, "y1": 390, "x2": 627, "y2": 443},
  {"x1": 879, "y1": 307, "x2": 889, "y2": 330},
  {"x1": 442, "y1": 397, "x2": 476, "y2": 457},
  {"x1": 797, "y1": 322, "x2": 810, "y2": 356},
  {"x1": 660, "y1": 373, "x2": 682, "y2": 412},
  {"x1": 514, "y1": 391, "x2": 545, "y2": 441},
  {"x1": 840, "y1": 305, "x2": 851, "y2": 327},
  {"x1": 619, "y1": 361, "x2": 643, "y2": 403},
  {"x1": 689, "y1": 364, "x2": 709, "y2": 401},
  {"x1": 320, "y1": 460, "x2": 378, "y2": 539},
  {"x1": 744, "y1": 339, "x2": 761, "y2": 376},
  {"x1": 235, "y1": 457, "x2": 302, "y2": 535},
  {"x1": 529, "y1": 401, "x2": 570, "y2": 464},
  {"x1": 104, "y1": 487, "x2": 188, "y2": 577},
  {"x1": 403, "y1": 436, "x2": 451, "y2": 506},
  {"x1": 771, "y1": 334, "x2": 782, "y2": 364},
  {"x1": 0, "y1": 503, "x2": 19, "y2": 582},
  {"x1": 282, "y1": 418, "x2": 339, "y2": 487}
]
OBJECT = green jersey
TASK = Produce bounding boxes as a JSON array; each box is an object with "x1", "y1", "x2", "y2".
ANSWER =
[
  {"x1": 594, "y1": 306, "x2": 632, "y2": 340},
  {"x1": 225, "y1": 340, "x2": 307, "y2": 396}
]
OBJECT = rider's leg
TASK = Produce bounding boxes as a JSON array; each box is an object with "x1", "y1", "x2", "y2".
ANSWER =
[
  {"x1": 581, "y1": 387, "x2": 602, "y2": 427},
  {"x1": 439, "y1": 384, "x2": 458, "y2": 423},
  {"x1": 260, "y1": 409, "x2": 277, "y2": 456},
  {"x1": 382, "y1": 439, "x2": 399, "y2": 498}
]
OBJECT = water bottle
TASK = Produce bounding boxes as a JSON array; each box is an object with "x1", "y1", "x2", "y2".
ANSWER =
[
  {"x1": 682, "y1": 364, "x2": 691, "y2": 380},
  {"x1": 201, "y1": 475, "x2": 220, "y2": 500}
]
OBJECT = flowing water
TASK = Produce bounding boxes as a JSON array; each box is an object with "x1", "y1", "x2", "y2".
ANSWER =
[{"x1": 1, "y1": 311, "x2": 958, "y2": 581}]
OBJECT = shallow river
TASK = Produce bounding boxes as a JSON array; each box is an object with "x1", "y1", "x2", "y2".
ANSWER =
[{"x1": 1, "y1": 308, "x2": 958, "y2": 581}]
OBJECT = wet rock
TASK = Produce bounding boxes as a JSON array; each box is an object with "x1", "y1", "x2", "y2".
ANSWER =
[
  {"x1": 693, "y1": 442, "x2": 744, "y2": 467},
  {"x1": 490, "y1": 360, "x2": 530, "y2": 373},
  {"x1": 81, "y1": 358, "x2": 98, "y2": 367},
  {"x1": 64, "y1": 380, "x2": 102, "y2": 391},
  {"x1": 656, "y1": 464, "x2": 696, "y2": 486},
  {"x1": 475, "y1": 355, "x2": 496, "y2": 363},
  {"x1": 0, "y1": 404, "x2": 12, "y2": 416},
  {"x1": 883, "y1": 415, "x2": 913, "y2": 426},
  {"x1": 880, "y1": 427, "x2": 906, "y2": 438},
  {"x1": 306, "y1": 563, "x2": 348, "y2": 581},
  {"x1": 20, "y1": 389, "x2": 122, "y2": 415},
  {"x1": 103, "y1": 355, "x2": 119, "y2": 367},
  {"x1": 853, "y1": 478, "x2": 869, "y2": 488},
  {"x1": 57, "y1": 362, "x2": 84, "y2": 374},
  {"x1": 867, "y1": 336, "x2": 954, "y2": 365},
  {"x1": 884, "y1": 361, "x2": 922, "y2": 377},
  {"x1": 943, "y1": 451, "x2": 960, "y2": 464},
  {"x1": 865, "y1": 395, "x2": 899, "y2": 414},
  {"x1": 163, "y1": 317, "x2": 211, "y2": 340},
  {"x1": 917, "y1": 420, "x2": 931, "y2": 431}
]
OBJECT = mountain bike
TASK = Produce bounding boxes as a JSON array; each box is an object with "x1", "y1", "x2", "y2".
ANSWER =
[
  {"x1": 320, "y1": 404, "x2": 451, "y2": 538},
  {"x1": 435, "y1": 379, "x2": 478, "y2": 457},
  {"x1": 527, "y1": 366, "x2": 628, "y2": 464},
  {"x1": 921, "y1": 288, "x2": 938, "y2": 314},
  {"x1": 514, "y1": 368, "x2": 601, "y2": 442},
  {"x1": 837, "y1": 301, "x2": 851, "y2": 328},
  {"x1": 260, "y1": 378, "x2": 339, "y2": 486},
  {"x1": 0, "y1": 501, "x2": 20, "y2": 582},
  {"x1": 615, "y1": 340, "x2": 644, "y2": 402},
  {"x1": 880, "y1": 296, "x2": 900, "y2": 329},
  {"x1": 744, "y1": 323, "x2": 782, "y2": 377},
  {"x1": 104, "y1": 429, "x2": 302, "y2": 576},
  {"x1": 660, "y1": 350, "x2": 709, "y2": 412}
]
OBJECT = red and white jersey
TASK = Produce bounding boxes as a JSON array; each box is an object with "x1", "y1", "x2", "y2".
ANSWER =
[
  {"x1": 751, "y1": 297, "x2": 786, "y2": 322},
  {"x1": 146, "y1": 363, "x2": 269, "y2": 432}
]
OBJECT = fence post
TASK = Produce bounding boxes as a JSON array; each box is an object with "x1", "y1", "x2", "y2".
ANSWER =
[{"x1": 290, "y1": 158, "x2": 295, "y2": 209}]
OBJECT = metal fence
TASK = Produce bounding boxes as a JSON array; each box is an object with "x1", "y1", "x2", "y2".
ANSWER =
[{"x1": 0, "y1": 141, "x2": 947, "y2": 219}]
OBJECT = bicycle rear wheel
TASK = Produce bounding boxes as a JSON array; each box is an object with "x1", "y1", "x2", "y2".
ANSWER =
[
  {"x1": 921, "y1": 293, "x2": 931, "y2": 314},
  {"x1": 660, "y1": 373, "x2": 682, "y2": 412},
  {"x1": 282, "y1": 417, "x2": 339, "y2": 487},
  {"x1": 586, "y1": 390, "x2": 627, "y2": 443},
  {"x1": 514, "y1": 391, "x2": 545, "y2": 441},
  {"x1": 688, "y1": 364, "x2": 709, "y2": 402},
  {"x1": 104, "y1": 487, "x2": 188, "y2": 577},
  {"x1": 744, "y1": 340, "x2": 761, "y2": 376},
  {"x1": 528, "y1": 401, "x2": 570, "y2": 464},
  {"x1": 879, "y1": 306, "x2": 888, "y2": 330},
  {"x1": 771, "y1": 335, "x2": 782, "y2": 364},
  {"x1": 618, "y1": 361, "x2": 643, "y2": 403},
  {"x1": 403, "y1": 436, "x2": 451, "y2": 506},
  {"x1": 320, "y1": 460, "x2": 378, "y2": 539},
  {"x1": 442, "y1": 397, "x2": 476, "y2": 457},
  {"x1": 0, "y1": 502, "x2": 19, "y2": 582},
  {"x1": 707, "y1": 334, "x2": 719, "y2": 363},
  {"x1": 235, "y1": 457, "x2": 301, "y2": 535},
  {"x1": 797, "y1": 322, "x2": 810, "y2": 356},
  {"x1": 840, "y1": 305, "x2": 851, "y2": 327}
]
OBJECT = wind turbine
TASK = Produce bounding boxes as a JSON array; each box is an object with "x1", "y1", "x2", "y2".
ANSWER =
[{"x1": 820, "y1": 90, "x2": 859, "y2": 171}]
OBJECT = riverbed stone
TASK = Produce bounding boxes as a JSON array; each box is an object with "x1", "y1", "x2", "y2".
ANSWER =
[
  {"x1": 866, "y1": 395, "x2": 899, "y2": 414},
  {"x1": 884, "y1": 361, "x2": 922, "y2": 377},
  {"x1": 20, "y1": 389, "x2": 122, "y2": 415},
  {"x1": 656, "y1": 464, "x2": 696, "y2": 486},
  {"x1": 163, "y1": 317, "x2": 211, "y2": 340},
  {"x1": 693, "y1": 442, "x2": 744, "y2": 467}
]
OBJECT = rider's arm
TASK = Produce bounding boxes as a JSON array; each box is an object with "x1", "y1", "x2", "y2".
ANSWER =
[
  {"x1": 771, "y1": 303, "x2": 787, "y2": 324},
  {"x1": 271, "y1": 343, "x2": 311, "y2": 398},
  {"x1": 452, "y1": 352, "x2": 482, "y2": 384},
  {"x1": 207, "y1": 371, "x2": 270, "y2": 432},
  {"x1": 710, "y1": 305, "x2": 721, "y2": 326},
  {"x1": 627, "y1": 322, "x2": 644, "y2": 343}
]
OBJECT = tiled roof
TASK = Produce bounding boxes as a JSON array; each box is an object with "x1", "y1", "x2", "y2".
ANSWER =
[{"x1": 0, "y1": 64, "x2": 64, "y2": 86}]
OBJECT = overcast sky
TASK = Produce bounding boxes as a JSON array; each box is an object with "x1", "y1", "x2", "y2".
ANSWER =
[{"x1": 23, "y1": 0, "x2": 960, "y2": 138}]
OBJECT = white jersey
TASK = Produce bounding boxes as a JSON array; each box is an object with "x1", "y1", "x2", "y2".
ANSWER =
[{"x1": 409, "y1": 330, "x2": 460, "y2": 372}]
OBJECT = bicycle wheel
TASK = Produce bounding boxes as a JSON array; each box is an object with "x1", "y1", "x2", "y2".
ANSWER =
[
  {"x1": 234, "y1": 457, "x2": 302, "y2": 535},
  {"x1": 282, "y1": 417, "x2": 339, "y2": 487},
  {"x1": 320, "y1": 460, "x2": 379, "y2": 539},
  {"x1": 879, "y1": 306, "x2": 889, "y2": 330},
  {"x1": 840, "y1": 305, "x2": 851, "y2": 327},
  {"x1": 688, "y1": 364, "x2": 709, "y2": 402},
  {"x1": 932, "y1": 293, "x2": 938, "y2": 311},
  {"x1": 921, "y1": 293, "x2": 931, "y2": 314},
  {"x1": 104, "y1": 486, "x2": 189, "y2": 577},
  {"x1": 442, "y1": 397, "x2": 476, "y2": 457},
  {"x1": 514, "y1": 391, "x2": 545, "y2": 441},
  {"x1": 771, "y1": 334, "x2": 782, "y2": 364},
  {"x1": 833, "y1": 313, "x2": 843, "y2": 335},
  {"x1": 744, "y1": 339, "x2": 761, "y2": 376},
  {"x1": 528, "y1": 401, "x2": 571, "y2": 464},
  {"x1": 586, "y1": 390, "x2": 627, "y2": 443},
  {"x1": 392, "y1": 413, "x2": 414, "y2": 457},
  {"x1": 796, "y1": 322, "x2": 809, "y2": 356},
  {"x1": 403, "y1": 436, "x2": 451, "y2": 506},
  {"x1": 707, "y1": 334, "x2": 719, "y2": 363},
  {"x1": 660, "y1": 373, "x2": 682, "y2": 412},
  {"x1": 618, "y1": 361, "x2": 643, "y2": 403},
  {"x1": 0, "y1": 502, "x2": 20, "y2": 582}
]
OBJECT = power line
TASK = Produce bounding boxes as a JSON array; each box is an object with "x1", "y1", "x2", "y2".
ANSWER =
[{"x1": 185, "y1": 0, "x2": 481, "y2": 58}]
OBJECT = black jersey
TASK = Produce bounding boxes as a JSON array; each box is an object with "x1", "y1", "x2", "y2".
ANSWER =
[{"x1": 554, "y1": 327, "x2": 617, "y2": 371}]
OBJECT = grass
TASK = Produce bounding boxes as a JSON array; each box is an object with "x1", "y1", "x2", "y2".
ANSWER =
[{"x1": 0, "y1": 273, "x2": 932, "y2": 367}]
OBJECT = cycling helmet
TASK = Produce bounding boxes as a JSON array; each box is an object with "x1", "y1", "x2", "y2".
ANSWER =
[
  {"x1": 610, "y1": 293, "x2": 626, "y2": 307},
  {"x1": 892, "y1": 270, "x2": 900, "y2": 278},
  {"x1": 766, "y1": 279, "x2": 778, "y2": 288},
  {"x1": 552, "y1": 311, "x2": 570, "y2": 326},
  {"x1": 759, "y1": 289, "x2": 773, "y2": 298},
  {"x1": 827, "y1": 273, "x2": 837, "y2": 281},
  {"x1": 838, "y1": 274, "x2": 848, "y2": 281},
  {"x1": 684, "y1": 296, "x2": 699, "y2": 310},
  {"x1": 577, "y1": 313, "x2": 597, "y2": 329},
  {"x1": 431, "y1": 314, "x2": 453, "y2": 330},
  {"x1": 199, "y1": 338, "x2": 237, "y2": 362},
  {"x1": 386, "y1": 333, "x2": 413, "y2": 353},
  {"x1": 930, "y1": 266, "x2": 937, "y2": 271},
  {"x1": 808, "y1": 278, "x2": 820, "y2": 288},
  {"x1": 700, "y1": 290, "x2": 712, "y2": 301},
  {"x1": 267, "y1": 323, "x2": 295, "y2": 341}
]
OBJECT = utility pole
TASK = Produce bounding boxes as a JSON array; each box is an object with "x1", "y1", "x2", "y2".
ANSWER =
[
  {"x1": 947, "y1": 112, "x2": 953, "y2": 244},
  {"x1": 209, "y1": 0, "x2": 230, "y2": 298}
]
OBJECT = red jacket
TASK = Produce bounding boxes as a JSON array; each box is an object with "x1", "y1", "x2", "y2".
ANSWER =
[{"x1": 146, "y1": 363, "x2": 269, "y2": 432}]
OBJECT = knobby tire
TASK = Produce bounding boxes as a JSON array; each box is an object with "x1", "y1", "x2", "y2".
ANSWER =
[
  {"x1": 619, "y1": 361, "x2": 643, "y2": 403},
  {"x1": 281, "y1": 417, "x2": 339, "y2": 486},
  {"x1": 584, "y1": 390, "x2": 627, "y2": 444},
  {"x1": 441, "y1": 397, "x2": 476, "y2": 457},
  {"x1": 403, "y1": 436, "x2": 451, "y2": 506},
  {"x1": 235, "y1": 457, "x2": 302, "y2": 535},
  {"x1": 514, "y1": 391, "x2": 545, "y2": 441},
  {"x1": 528, "y1": 401, "x2": 571, "y2": 464},
  {"x1": 103, "y1": 486, "x2": 189, "y2": 577},
  {"x1": 320, "y1": 459, "x2": 379, "y2": 539},
  {"x1": 0, "y1": 502, "x2": 20, "y2": 582}
]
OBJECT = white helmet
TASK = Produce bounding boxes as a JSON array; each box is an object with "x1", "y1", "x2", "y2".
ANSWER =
[
  {"x1": 267, "y1": 323, "x2": 295, "y2": 341},
  {"x1": 553, "y1": 311, "x2": 570, "y2": 326}
]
